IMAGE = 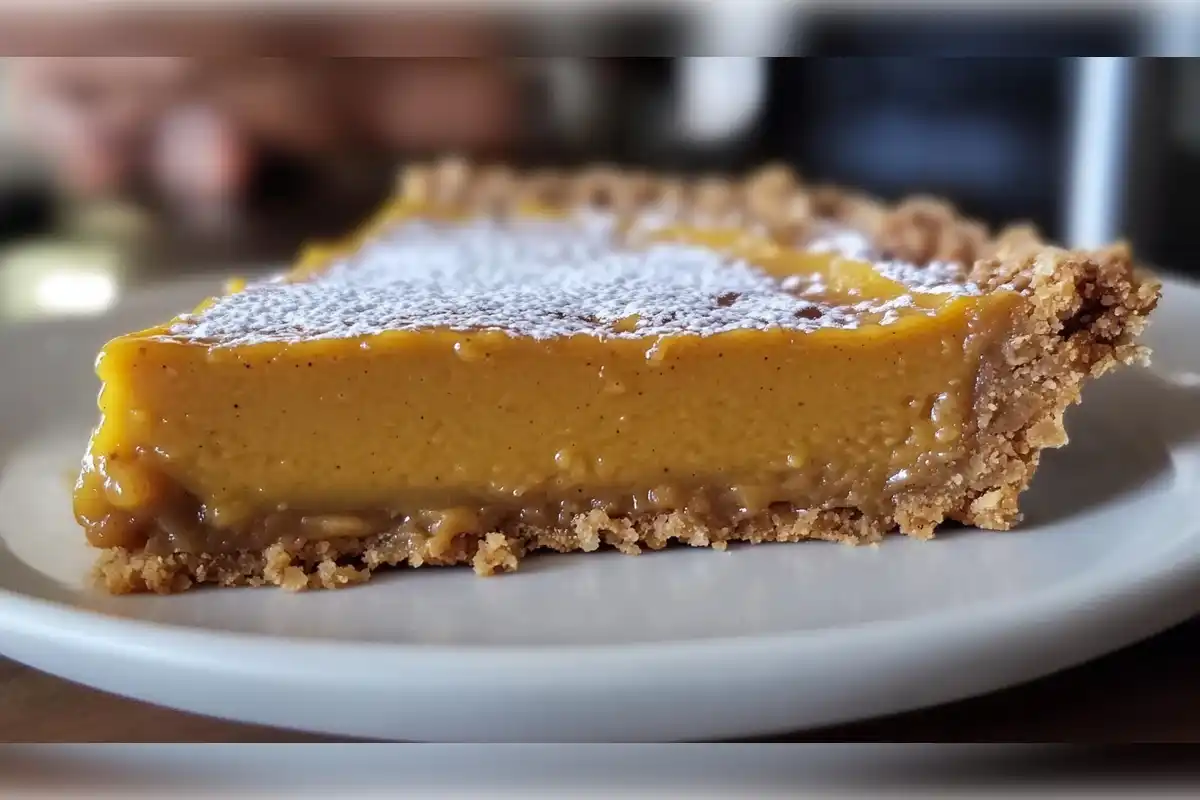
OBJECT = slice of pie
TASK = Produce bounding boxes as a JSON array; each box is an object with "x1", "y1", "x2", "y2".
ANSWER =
[{"x1": 74, "y1": 160, "x2": 1161, "y2": 593}]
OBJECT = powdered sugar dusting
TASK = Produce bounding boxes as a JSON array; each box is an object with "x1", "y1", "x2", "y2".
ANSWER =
[
  {"x1": 805, "y1": 226, "x2": 877, "y2": 262},
  {"x1": 805, "y1": 224, "x2": 977, "y2": 296},
  {"x1": 874, "y1": 260, "x2": 975, "y2": 294},
  {"x1": 170, "y1": 215, "x2": 973, "y2": 347}
]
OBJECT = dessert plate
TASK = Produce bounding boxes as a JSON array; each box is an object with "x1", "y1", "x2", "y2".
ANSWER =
[{"x1": 1, "y1": 272, "x2": 1199, "y2": 742}]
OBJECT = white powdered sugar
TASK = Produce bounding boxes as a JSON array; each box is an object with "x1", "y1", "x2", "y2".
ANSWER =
[
  {"x1": 805, "y1": 226, "x2": 877, "y2": 262},
  {"x1": 170, "y1": 214, "x2": 977, "y2": 347},
  {"x1": 805, "y1": 225, "x2": 978, "y2": 296},
  {"x1": 874, "y1": 260, "x2": 976, "y2": 294},
  {"x1": 854, "y1": 295, "x2": 918, "y2": 326}
]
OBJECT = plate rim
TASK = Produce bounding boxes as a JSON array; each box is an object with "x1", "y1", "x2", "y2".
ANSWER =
[
  {"x1": 0, "y1": 493, "x2": 1197, "y2": 664},
  {"x1": 1, "y1": 272, "x2": 1198, "y2": 739},
  {"x1": 0, "y1": 525, "x2": 1196, "y2": 741}
]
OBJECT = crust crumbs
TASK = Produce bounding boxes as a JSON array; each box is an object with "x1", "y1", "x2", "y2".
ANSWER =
[{"x1": 93, "y1": 507, "x2": 890, "y2": 595}]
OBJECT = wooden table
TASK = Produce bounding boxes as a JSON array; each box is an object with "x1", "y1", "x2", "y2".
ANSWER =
[{"x1": 3, "y1": 618, "x2": 1198, "y2": 742}]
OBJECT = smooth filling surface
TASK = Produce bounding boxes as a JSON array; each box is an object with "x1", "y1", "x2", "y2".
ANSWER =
[{"x1": 75, "y1": 211, "x2": 1025, "y2": 555}]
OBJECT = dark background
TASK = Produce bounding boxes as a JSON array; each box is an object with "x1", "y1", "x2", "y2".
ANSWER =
[{"x1": 0, "y1": 24, "x2": 1195, "y2": 276}]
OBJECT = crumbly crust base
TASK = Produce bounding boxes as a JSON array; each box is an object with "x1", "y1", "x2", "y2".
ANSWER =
[
  {"x1": 88, "y1": 159, "x2": 1162, "y2": 594},
  {"x1": 94, "y1": 507, "x2": 896, "y2": 594}
]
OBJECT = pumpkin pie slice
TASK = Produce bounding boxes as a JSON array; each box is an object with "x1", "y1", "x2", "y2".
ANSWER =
[{"x1": 75, "y1": 161, "x2": 1161, "y2": 593}]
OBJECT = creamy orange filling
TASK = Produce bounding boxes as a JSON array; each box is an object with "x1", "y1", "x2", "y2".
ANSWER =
[{"x1": 74, "y1": 211, "x2": 1026, "y2": 553}]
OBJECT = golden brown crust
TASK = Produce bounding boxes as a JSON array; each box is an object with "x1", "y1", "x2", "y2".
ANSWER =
[
  {"x1": 952, "y1": 242, "x2": 1160, "y2": 530},
  {"x1": 394, "y1": 157, "x2": 1000, "y2": 266},
  {"x1": 875, "y1": 196, "x2": 991, "y2": 266},
  {"x1": 94, "y1": 506, "x2": 894, "y2": 594},
  {"x1": 88, "y1": 159, "x2": 1160, "y2": 594}
]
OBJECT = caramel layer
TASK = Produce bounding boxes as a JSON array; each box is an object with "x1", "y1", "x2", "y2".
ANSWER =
[{"x1": 84, "y1": 471, "x2": 951, "y2": 559}]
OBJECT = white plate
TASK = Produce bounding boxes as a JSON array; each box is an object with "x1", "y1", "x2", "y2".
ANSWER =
[{"x1": 1, "y1": 273, "x2": 1199, "y2": 742}]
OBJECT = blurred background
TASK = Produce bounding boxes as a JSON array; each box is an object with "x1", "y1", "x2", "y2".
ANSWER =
[{"x1": 0, "y1": 5, "x2": 1198, "y2": 322}]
